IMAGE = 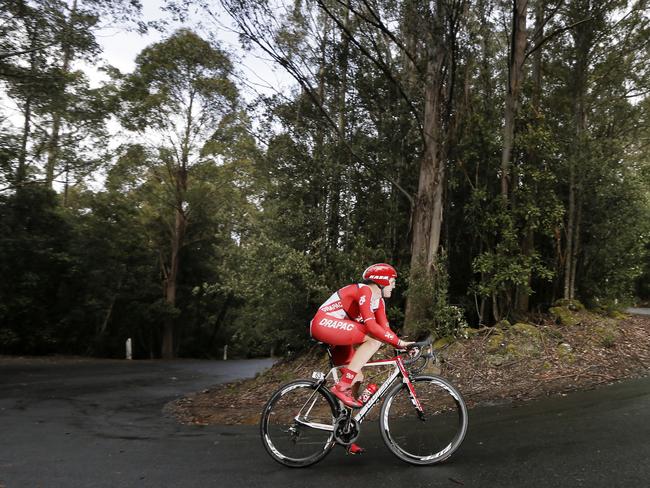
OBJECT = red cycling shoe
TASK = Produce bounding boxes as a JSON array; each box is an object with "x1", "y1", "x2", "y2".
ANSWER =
[
  {"x1": 346, "y1": 443, "x2": 365, "y2": 455},
  {"x1": 331, "y1": 383, "x2": 362, "y2": 408}
]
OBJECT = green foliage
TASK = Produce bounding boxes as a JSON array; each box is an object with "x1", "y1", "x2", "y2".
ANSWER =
[
  {"x1": 578, "y1": 162, "x2": 650, "y2": 306},
  {"x1": 0, "y1": 187, "x2": 72, "y2": 354},
  {"x1": 1, "y1": 1, "x2": 649, "y2": 359},
  {"x1": 118, "y1": 28, "x2": 238, "y2": 132},
  {"x1": 467, "y1": 193, "x2": 556, "y2": 316},
  {"x1": 405, "y1": 252, "x2": 469, "y2": 339},
  {"x1": 210, "y1": 234, "x2": 325, "y2": 357}
]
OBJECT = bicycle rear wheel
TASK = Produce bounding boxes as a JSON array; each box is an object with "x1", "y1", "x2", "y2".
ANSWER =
[
  {"x1": 380, "y1": 375, "x2": 468, "y2": 465},
  {"x1": 260, "y1": 380, "x2": 338, "y2": 467}
]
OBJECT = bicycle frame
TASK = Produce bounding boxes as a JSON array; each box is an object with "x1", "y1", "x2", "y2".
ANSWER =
[
  {"x1": 263, "y1": 339, "x2": 468, "y2": 467},
  {"x1": 298, "y1": 354, "x2": 421, "y2": 431}
]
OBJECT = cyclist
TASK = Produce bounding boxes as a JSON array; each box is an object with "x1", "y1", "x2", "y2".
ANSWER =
[{"x1": 310, "y1": 263, "x2": 414, "y2": 410}]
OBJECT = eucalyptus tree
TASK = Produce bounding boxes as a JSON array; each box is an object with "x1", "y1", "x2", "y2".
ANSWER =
[
  {"x1": 42, "y1": 0, "x2": 143, "y2": 188},
  {"x1": 209, "y1": 0, "x2": 472, "y2": 332},
  {"x1": 1, "y1": 0, "x2": 60, "y2": 190},
  {"x1": 0, "y1": 0, "x2": 143, "y2": 195},
  {"x1": 547, "y1": 0, "x2": 650, "y2": 302},
  {"x1": 474, "y1": 0, "x2": 573, "y2": 320},
  {"x1": 116, "y1": 29, "x2": 241, "y2": 358}
]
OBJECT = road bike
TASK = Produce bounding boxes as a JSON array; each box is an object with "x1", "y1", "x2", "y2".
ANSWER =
[{"x1": 260, "y1": 337, "x2": 468, "y2": 467}]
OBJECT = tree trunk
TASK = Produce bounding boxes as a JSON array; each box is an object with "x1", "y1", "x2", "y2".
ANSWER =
[
  {"x1": 564, "y1": 13, "x2": 590, "y2": 300},
  {"x1": 17, "y1": 97, "x2": 32, "y2": 185},
  {"x1": 63, "y1": 161, "x2": 70, "y2": 206},
  {"x1": 531, "y1": 0, "x2": 543, "y2": 111},
  {"x1": 45, "y1": 0, "x2": 77, "y2": 186},
  {"x1": 97, "y1": 270, "x2": 125, "y2": 344},
  {"x1": 404, "y1": 44, "x2": 446, "y2": 330},
  {"x1": 500, "y1": 0, "x2": 528, "y2": 200},
  {"x1": 327, "y1": 1, "x2": 350, "y2": 251},
  {"x1": 563, "y1": 163, "x2": 576, "y2": 299},
  {"x1": 161, "y1": 89, "x2": 194, "y2": 359},
  {"x1": 161, "y1": 202, "x2": 186, "y2": 359},
  {"x1": 492, "y1": 291, "x2": 501, "y2": 322},
  {"x1": 400, "y1": 1, "x2": 419, "y2": 89},
  {"x1": 569, "y1": 200, "x2": 581, "y2": 299},
  {"x1": 207, "y1": 295, "x2": 232, "y2": 352},
  {"x1": 515, "y1": 228, "x2": 534, "y2": 312},
  {"x1": 16, "y1": 14, "x2": 42, "y2": 187},
  {"x1": 314, "y1": 11, "x2": 329, "y2": 258},
  {"x1": 516, "y1": 0, "x2": 542, "y2": 313}
]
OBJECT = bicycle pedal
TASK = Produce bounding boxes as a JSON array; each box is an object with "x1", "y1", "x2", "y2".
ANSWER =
[{"x1": 345, "y1": 444, "x2": 365, "y2": 455}]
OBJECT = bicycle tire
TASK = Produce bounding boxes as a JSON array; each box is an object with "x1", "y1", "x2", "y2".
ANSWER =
[
  {"x1": 260, "y1": 379, "x2": 338, "y2": 468},
  {"x1": 379, "y1": 375, "x2": 468, "y2": 465}
]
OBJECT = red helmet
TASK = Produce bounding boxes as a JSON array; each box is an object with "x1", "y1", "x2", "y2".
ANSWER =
[{"x1": 362, "y1": 263, "x2": 397, "y2": 288}]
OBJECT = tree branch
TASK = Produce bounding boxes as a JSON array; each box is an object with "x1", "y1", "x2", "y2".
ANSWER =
[
  {"x1": 314, "y1": 0, "x2": 424, "y2": 142},
  {"x1": 525, "y1": 18, "x2": 592, "y2": 61},
  {"x1": 0, "y1": 42, "x2": 58, "y2": 60}
]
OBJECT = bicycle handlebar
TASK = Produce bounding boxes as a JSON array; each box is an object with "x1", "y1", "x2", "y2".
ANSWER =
[
  {"x1": 407, "y1": 335, "x2": 433, "y2": 349},
  {"x1": 398, "y1": 335, "x2": 434, "y2": 365}
]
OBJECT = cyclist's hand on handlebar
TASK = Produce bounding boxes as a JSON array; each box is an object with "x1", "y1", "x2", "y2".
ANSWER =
[{"x1": 397, "y1": 339, "x2": 416, "y2": 348}]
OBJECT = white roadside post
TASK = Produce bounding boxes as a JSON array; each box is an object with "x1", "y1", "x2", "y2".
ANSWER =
[
  {"x1": 126, "y1": 338, "x2": 132, "y2": 360},
  {"x1": 223, "y1": 344, "x2": 228, "y2": 361}
]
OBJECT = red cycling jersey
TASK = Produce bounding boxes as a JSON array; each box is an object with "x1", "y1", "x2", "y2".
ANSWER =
[{"x1": 310, "y1": 284, "x2": 400, "y2": 356}]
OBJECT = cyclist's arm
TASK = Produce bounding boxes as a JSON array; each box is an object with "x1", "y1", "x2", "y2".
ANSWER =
[
  {"x1": 375, "y1": 298, "x2": 389, "y2": 328},
  {"x1": 358, "y1": 288, "x2": 400, "y2": 347}
]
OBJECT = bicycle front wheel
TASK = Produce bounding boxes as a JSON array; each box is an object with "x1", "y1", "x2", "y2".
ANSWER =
[
  {"x1": 380, "y1": 375, "x2": 468, "y2": 465},
  {"x1": 260, "y1": 380, "x2": 337, "y2": 468}
]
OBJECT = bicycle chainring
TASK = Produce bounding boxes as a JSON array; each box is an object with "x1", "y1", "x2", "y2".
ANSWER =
[{"x1": 333, "y1": 416, "x2": 360, "y2": 445}]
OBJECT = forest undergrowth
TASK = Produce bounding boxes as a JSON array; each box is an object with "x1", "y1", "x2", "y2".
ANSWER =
[{"x1": 168, "y1": 311, "x2": 650, "y2": 425}]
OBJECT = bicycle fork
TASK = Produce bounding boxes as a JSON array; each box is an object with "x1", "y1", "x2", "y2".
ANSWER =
[{"x1": 396, "y1": 356, "x2": 426, "y2": 421}]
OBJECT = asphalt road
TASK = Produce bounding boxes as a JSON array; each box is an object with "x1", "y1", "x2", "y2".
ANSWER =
[
  {"x1": 626, "y1": 307, "x2": 650, "y2": 316},
  {"x1": 0, "y1": 357, "x2": 648, "y2": 488}
]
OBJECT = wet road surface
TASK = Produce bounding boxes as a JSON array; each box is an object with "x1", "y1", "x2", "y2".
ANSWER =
[{"x1": 0, "y1": 357, "x2": 648, "y2": 487}]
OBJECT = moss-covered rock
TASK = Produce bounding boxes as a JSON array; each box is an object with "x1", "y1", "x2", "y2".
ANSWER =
[
  {"x1": 446, "y1": 341, "x2": 466, "y2": 355},
  {"x1": 557, "y1": 342, "x2": 575, "y2": 363},
  {"x1": 607, "y1": 310, "x2": 627, "y2": 320},
  {"x1": 485, "y1": 323, "x2": 545, "y2": 365},
  {"x1": 464, "y1": 327, "x2": 480, "y2": 337},
  {"x1": 543, "y1": 326, "x2": 564, "y2": 342},
  {"x1": 549, "y1": 306, "x2": 579, "y2": 326},
  {"x1": 553, "y1": 299, "x2": 585, "y2": 311},
  {"x1": 509, "y1": 324, "x2": 544, "y2": 358},
  {"x1": 594, "y1": 324, "x2": 619, "y2": 348},
  {"x1": 486, "y1": 353, "x2": 509, "y2": 367},
  {"x1": 512, "y1": 323, "x2": 540, "y2": 337},
  {"x1": 433, "y1": 336, "x2": 455, "y2": 350},
  {"x1": 495, "y1": 320, "x2": 511, "y2": 330},
  {"x1": 486, "y1": 331, "x2": 506, "y2": 353}
]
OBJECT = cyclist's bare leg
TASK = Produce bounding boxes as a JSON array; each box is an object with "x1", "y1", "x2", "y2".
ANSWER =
[
  {"x1": 347, "y1": 336, "x2": 382, "y2": 385},
  {"x1": 329, "y1": 337, "x2": 381, "y2": 408},
  {"x1": 344, "y1": 337, "x2": 381, "y2": 455}
]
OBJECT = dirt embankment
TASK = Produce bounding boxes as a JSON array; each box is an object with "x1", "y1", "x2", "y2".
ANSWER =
[{"x1": 168, "y1": 308, "x2": 650, "y2": 425}]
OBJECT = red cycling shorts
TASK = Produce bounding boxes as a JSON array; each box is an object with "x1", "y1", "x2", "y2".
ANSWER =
[{"x1": 310, "y1": 311, "x2": 369, "y2": 366}]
